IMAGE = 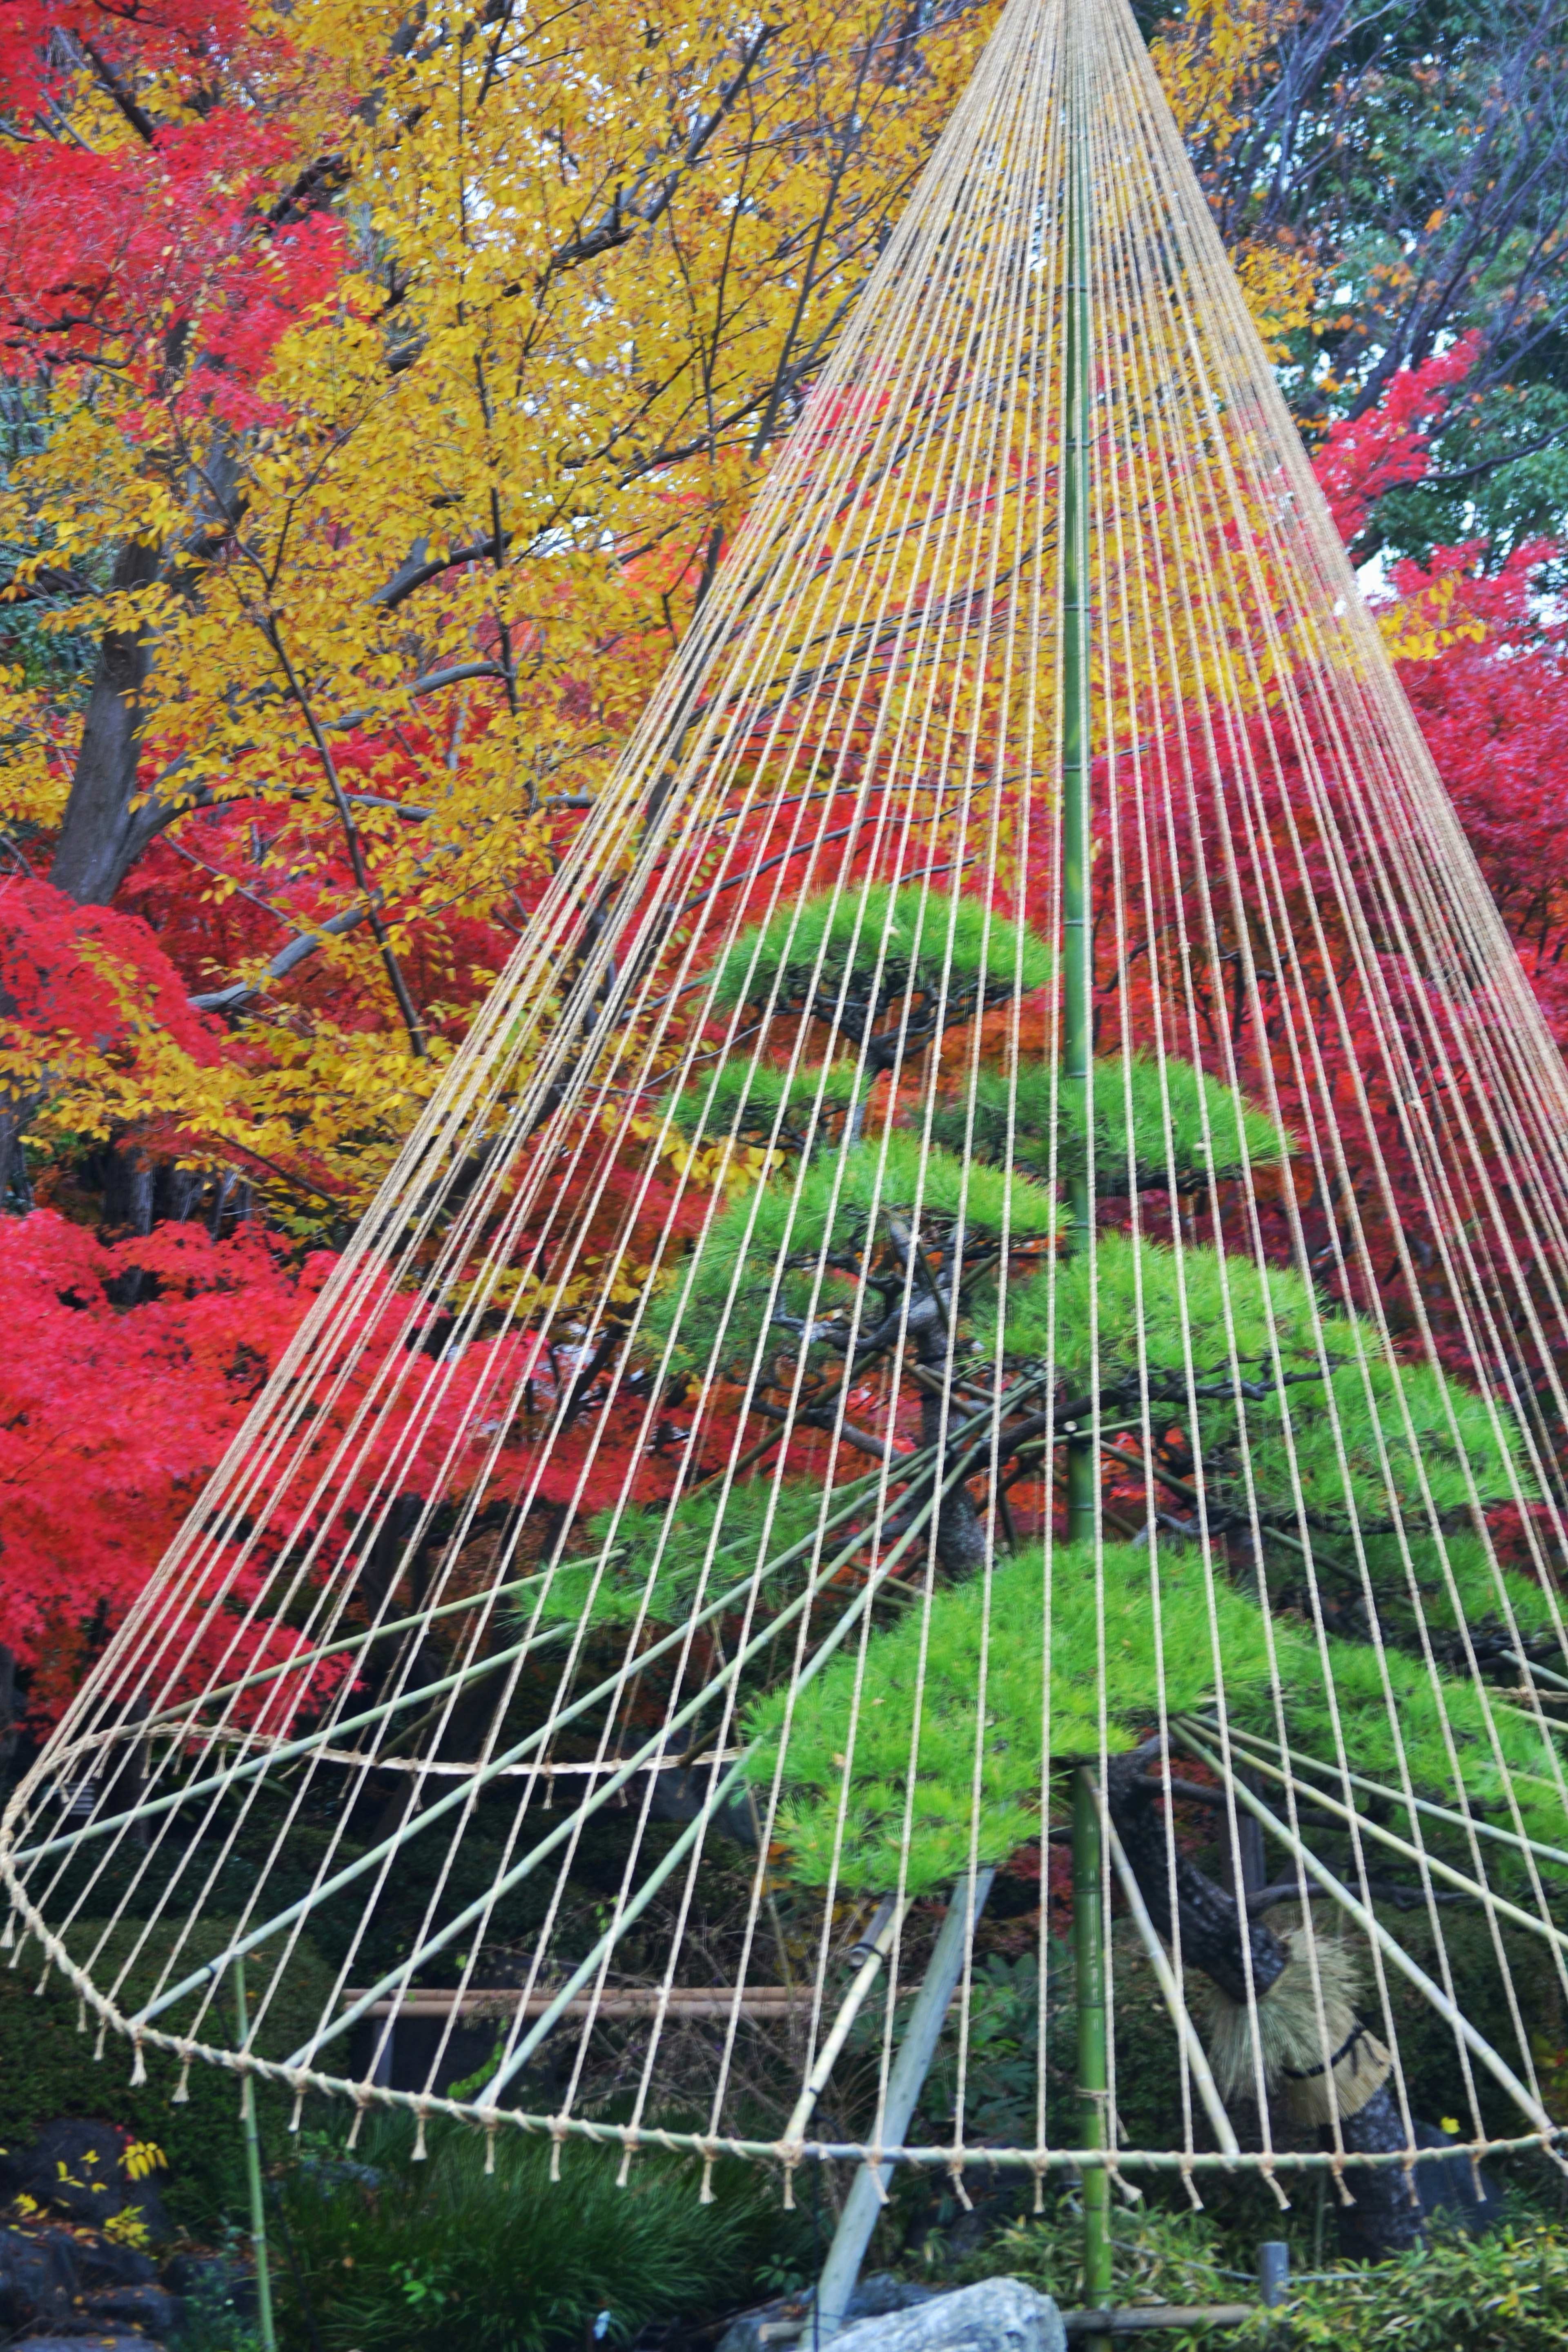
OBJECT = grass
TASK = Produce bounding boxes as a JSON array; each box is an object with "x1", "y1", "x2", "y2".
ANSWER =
[{"x1": 275, "y1": 2114, "x2": 800, "y2": 2352}]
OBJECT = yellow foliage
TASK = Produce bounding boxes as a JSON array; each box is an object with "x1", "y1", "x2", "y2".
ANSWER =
[
  {"x1": 1374, "y1": 567, "x2": 1490, "y2": 664},
  {"x1": 5, "y1": 0, "x2": 999, "y2": 1227},
  {"x1": 1151, "y1": 0, "x2": 1322, "y2": 357},
  {"x1": 5, "y1": 0, "x2": 1333, "y2": 1227}
]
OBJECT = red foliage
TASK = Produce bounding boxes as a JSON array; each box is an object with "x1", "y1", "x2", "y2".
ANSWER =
[
  {"x1": 0, "y1": 1209, "x2": 330, "y2": 1714},
  {"x1": 1314, "y1": 333, "x2": 1482, "y2": 544},
  {"x1": 1, "y1": 874, "x2": 219, "y2": 1061}
]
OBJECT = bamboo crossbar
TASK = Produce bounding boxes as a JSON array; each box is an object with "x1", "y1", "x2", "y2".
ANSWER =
[{"x1": 354, "y1": 1986, "x2": 811, "y2": 2020}]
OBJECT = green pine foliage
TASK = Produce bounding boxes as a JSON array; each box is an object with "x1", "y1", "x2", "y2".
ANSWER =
[
  {"x1": 643, "y1": 1132, "x2": 1059, "y2": 1373},
  {"x1": 749, "y1": 1539, "x2": 1568, "y2": 1894},
  {"x1": 976, "y1": 1229, "x2": 1528, "y2": 1523},
  {"x1": 927, "y1": 1052, "x2": 1288, "y2": 1190},
  {"x1": 537, "y1": 1480, "x2": 842, "y2": 1630},
  {"x1": 747, "y1": 1539, "x2": 1277, "y2": 1891},
  {"x1": 665, "y1": 1055, "x2": 864, "y2": 1151},
  {"x1": 1361, "y1": 1528, "x2": 1561, "y2": 1653},
  {"x1": 708, "y1": 884, "x2": 1053, "y2": 1017}
]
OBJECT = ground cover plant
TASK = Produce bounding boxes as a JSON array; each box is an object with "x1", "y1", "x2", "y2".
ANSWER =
[{"x1": 272, "y1": 2118, "x2": 808, "y2": 2352}]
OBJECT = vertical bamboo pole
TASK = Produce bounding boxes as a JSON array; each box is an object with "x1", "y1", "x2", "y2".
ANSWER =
[
  {"x1": 1061, "y1": 39, "x2": 1113, "y2": 2349},
  {"x1": 1061, "y1": 39, "x2": 1095, "y2": 1550},
  {"x1": 1073, "y1": 1770, "x2": 1113, "y2": 2343},
  {"x1": 234, "y1": 1958, "x2": 278, "y2": 2352}
]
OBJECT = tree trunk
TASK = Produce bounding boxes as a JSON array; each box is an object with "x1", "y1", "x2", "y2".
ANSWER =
[
  {"x1": 1102, "y1": 1755, "x2": 1423, "y2": 2259},
  {"x1": 49, "y1": 539, "x2": 167, "y2": 906}
]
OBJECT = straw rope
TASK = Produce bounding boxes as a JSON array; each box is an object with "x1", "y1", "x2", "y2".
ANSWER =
[{"x1": 5, "y1": 0, "x2": 1568, "y2": 2203}]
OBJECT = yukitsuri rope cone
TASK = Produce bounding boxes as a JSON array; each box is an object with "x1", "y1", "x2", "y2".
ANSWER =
[{"x1": 7, "y1": 0, "x2": 1568, "y2": 2269}]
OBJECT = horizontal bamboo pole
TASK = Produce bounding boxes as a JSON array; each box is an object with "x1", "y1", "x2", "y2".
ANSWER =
[
  {"x1": 1062, "y1": 2309, "x2": 1254, "y2": 2338},
  {"x1": 356, "y1": 1986, "x2": 809, "y2": 2020}
]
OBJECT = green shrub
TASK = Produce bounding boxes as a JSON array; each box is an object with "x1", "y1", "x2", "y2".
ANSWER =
[
  {"x1": 709, "y1": 885, "x2": 1052, "y2": 1016},
  {"x1": 0, "y1": 1914, "x2": 338, "y2": 2238},
  {"x1": 666, "y1": 1056, "x2": 865, "y2": 1150},
  {"x1": 963, "y1": 2196, "x2": 1234, "y2": 2323},
  {"x1": 542, "y1": 1478, "x2": 843, "y2": 1631},
  {"x1": 275, "y1": 2115, "x2": 795, "y2": 2352},
  {"x1": 977, "y1": 1230, "x2": 1527, "y2": 1521},
  {"x1": 750, "y1": 1539, "x2": 1568, "y2": 1893},
  {"x1": 644, "y1": 1133, "x2": 1059, "y2": 1374},
  {"x1": 1242, "y1": 2217, "x2": 1568, "y2": 2350}
]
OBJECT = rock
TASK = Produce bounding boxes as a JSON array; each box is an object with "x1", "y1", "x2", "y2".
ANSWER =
[
  {"x1": 9, "y1": 2120, "x2": 170, "y2": 2241},
  {"x1": 76, "y1": 2240, "x2": 157, "y2": 2290},
  {"x1": 7, "y1": 2338, "x2": 160, "y2": 2351},
  {"x1": 831, "y1": 2280, "x2": 1065, "y2": 2352},
  {"x1": 160, "y1": 2250, "x2": 258, "y2": 2321},
  {"x1": 718, "y1": 2276, "x2": 941, "y2": 2352},
  {"x1": 1412, "y1": 2120, "x2": 1504, "y2": 2234},
  {"x1": 0, "y1": 2226, "x2": 77, "y2": 2336},
  {"x1": 85, "y1": 2281, "x2": 183, "y2": 2334}
]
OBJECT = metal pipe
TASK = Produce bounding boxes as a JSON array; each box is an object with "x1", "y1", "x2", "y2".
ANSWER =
[{"x1": 815, "y1": 1871, "x2": 995, "y2": 2337}]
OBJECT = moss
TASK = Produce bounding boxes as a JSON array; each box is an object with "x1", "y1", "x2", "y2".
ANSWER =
[
  {"x1": 928, "y1": 1054, "x2": 1287, "y2": 1191},
  {"x1": 709, "y1": 884, "x2": 1053, "y2": 1016},
  {"x1": 0, "y1": 1913, "x2": 338, "y2": 2236}
]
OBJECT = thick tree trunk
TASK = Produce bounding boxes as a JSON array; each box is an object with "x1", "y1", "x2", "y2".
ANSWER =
[
  {"x1": 49, "y1": 539, "x2": 167, "y2": 906},
  {"x1": 1102, "y1": 1755, "x2": 1423, "y2": 2260},
  {"x1": 1334, "y1": 2082, "x2": 1428, "y2": 2259},
  {"x1": 1103, "y1": 1754, "x2": 1288, "y2": 2001}
]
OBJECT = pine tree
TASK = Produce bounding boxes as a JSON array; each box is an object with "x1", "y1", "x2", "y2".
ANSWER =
[{"x1": 552, "y1": 882, "x2": 1555, "y2": 2257}]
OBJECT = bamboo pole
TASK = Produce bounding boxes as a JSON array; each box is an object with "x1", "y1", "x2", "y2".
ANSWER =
[
  {"x1": 1090, "y1": 1780, "x2": 1241, "y2": 2161},
  {"x1": 1061, "y1": 31, "x2": 1111, "y2": 2342},
  {"x1": 1074, "y1": 1772, "x2": 1115, "y2": 2346},
  {"x1": 233, "y1": 1957, "x2": 278, "y2": 2352}
]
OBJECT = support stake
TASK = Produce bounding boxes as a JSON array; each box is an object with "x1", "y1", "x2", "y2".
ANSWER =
[
  {"x1": 234, "y1": 1958, "x2": 278, "y2": 2352},
  {"x1": 1074, "y1": 1772, "x2": 1114, "y2": 2351},
  {"x1": 815, "y1": 1872, "x2": 995, "y2": 2337}
]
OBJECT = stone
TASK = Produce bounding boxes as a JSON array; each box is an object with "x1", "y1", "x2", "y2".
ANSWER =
[
  {"x1": 830, "y1": 2280, "x2": 1065, "y2": 2352},
  {"x1": 718, "y1": 2276, "x2": 940, "y2": 2352},
  {"x1": 85, "y1": 2281, "x2": 183, "y2": 2334},
  {"x1": 1412, "y1": 2119, "x2": 1504, "y2": 2234},
  {"x1": 9, "y1": 2120, "x2": 171, "y2": 2241},
  {"x1": 75, "y1": 2240, "x2": 157, "y2": 2291},
  {"x1": 719, "y1": 2267, "x2": 940, "y2": 2352},
  {"x1": 0, "y1": 2227, "x2": 77, "y2": 2336}
]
